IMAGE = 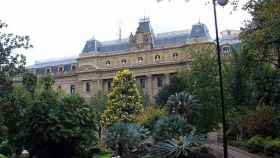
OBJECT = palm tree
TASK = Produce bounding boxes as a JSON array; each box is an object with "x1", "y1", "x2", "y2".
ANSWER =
[{"x1": 166, "y1": 91, "x2": 199, "y2": 122}]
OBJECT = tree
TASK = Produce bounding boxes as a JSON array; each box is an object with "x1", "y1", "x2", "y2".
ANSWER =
[
  {"x1": 166, "y1": 91, "x2": 199, "y2": 122},
  {"x1": 241, "y1": 0, "x2": 280, "y2": 67},
  {"x1": 101, "y1": 69, "x2": 144, "y2": 127},
  {"x1": 23, "y1": 90, "x2": 98, "y2": 158},
  {"x1": 155, "y1": 75, "x2": 187, "y2": 106},
  {"x1": 22, "y1": 72, "x2": 37, "y2": 95},
  {"x1": 0, "y1": 20, "x2": 32, "y2": 97},
  {"x1": 90, "y1": 91, "x2": 107, "y2": 140},
  {"x1": 0, "y1": 20, "x2": 32, "y2": 155},
  {"x1": 105, "y1": 123, "x2": 149, "y2": 157}
]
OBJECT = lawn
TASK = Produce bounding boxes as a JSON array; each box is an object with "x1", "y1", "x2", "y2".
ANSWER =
[{"x1": 97, "y1": 153, "x2": 112, "y2": 158}]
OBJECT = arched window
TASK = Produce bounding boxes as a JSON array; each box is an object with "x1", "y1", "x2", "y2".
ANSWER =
[
  {"x1": 138, "y1": 57, "x2": 143, "y2": 64},
  {"x1": 58, "y1": 66, "x2": 64, "y2": 73},
  {"x1": 46, "y1": 68, "x2": 51, "y2": 73},
  {"x1": 121, "y1": 59, "x2": 127, "y2": 65},
  {"x1": 172, "y1": 53, "x2": 178, "y2": 59},
  {"x1": 71, "y1": 65, "x2": 76, "y2": 71},
  {"x1": 155, "y1": 55, "x2": 160, "y2": 62},
  {"x1": 106, "y1": 60, "x2": 111, "y2": 67},
  {"x1": 85, "y1": 81, "x2": 91, "y2": 92}
]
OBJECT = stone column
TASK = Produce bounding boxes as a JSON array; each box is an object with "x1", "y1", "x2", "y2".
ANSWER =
[
  {"x1": 96, "y1": 79, "x2": 103, "y2": 92},
  {"x1": 164, "y1": 73, "x2": 170, "y2": 85},
  {"x1": 147, "y1": 74, "x2": 154, "y2": 104}
]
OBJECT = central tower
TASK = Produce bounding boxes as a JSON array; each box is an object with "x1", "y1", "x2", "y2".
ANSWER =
[{"x1": 129, "y1": 17, "x2": 154, "y2": 50}]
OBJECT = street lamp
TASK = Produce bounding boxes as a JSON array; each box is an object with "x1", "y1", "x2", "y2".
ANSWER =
[
  {"x1": 20, "y1": 149, "x2": 30, "y2": 158},
  {"x1": 212, "y1": 0, "x2": 228, "y2": 158}
]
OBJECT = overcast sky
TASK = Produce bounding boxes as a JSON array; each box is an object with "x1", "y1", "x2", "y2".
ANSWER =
[{"x1": 0, "y1": 0, "x2": 250, "y2": 65}]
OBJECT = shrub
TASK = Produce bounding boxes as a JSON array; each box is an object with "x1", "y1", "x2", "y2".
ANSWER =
[
  {"x1": 152, "y1": 115, "x2": 193, "y2": 141},
  {"x1": 243, "y1": 106, "x2": 276, "y2": 137},
  {"x1": 247, "y1": 135, "x2": 266, "y2": 153},
  {"x1": 264, "y1": 138, "x2": 280, "y2": 156},
  {"x1": 101, "y1": 69, "x2": 144, "y2": 128},
  {"x1": 0, "y1": 154, "x2": 7, "y2": 158},
  {"x1": 105, "y1": 122, "x2": 149, "y2": 157},
  {"x1": 136, "y1": 106, "x2": 167, "y2": 130},
  {"x1": 166, "y1": 91, "x2": 199, "y2": 122},
  {"x1": 152, "y1": 132, "x2": 207, "y2": 158}
]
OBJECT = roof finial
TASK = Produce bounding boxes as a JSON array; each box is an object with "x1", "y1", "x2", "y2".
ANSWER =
[
  {"x1": 198, "y1": 17, "x2": 201, "y2": 24},
  {"x1": 118, "y1": 20, "x2": 122, "y2": 40}
]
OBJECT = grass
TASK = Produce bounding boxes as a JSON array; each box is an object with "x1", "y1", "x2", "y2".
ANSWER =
[{"x1": 97, "y1": 152, "x2": 112, "y2": 158}]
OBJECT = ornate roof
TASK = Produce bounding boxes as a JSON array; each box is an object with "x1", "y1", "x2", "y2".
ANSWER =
[
  {"x1": 30, "y1": 57, "x2": 77, "y2": 69},
  {"x1": 81, "y1": 20, "x2": 212, "y2": 54}
]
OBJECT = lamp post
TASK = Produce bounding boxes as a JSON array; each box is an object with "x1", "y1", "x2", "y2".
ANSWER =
[{"x1": 212, "y1": 0, "x2": 228, "y2": 158}]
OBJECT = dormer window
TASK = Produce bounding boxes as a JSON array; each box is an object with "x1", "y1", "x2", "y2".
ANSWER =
[
  {"x1": 155, "y1": 55, "x2": 160, "y2": 62},
  {"x1": 71, "y1": 65, "x2": 76, "y2": 71},
  {"x1": 223, "y1": 46, "x2": 231, "y2": 54},
  {"x1": 46, "y1": 68, "x2": 51, "y2": 74},
  {"x1": 58, "y1": 66, "x2": 64, "y2": 73},
  {"x1": 106, "y1": 61, "x2": 111, "y2": 67},
  {"x1": 172, "y1": 53, "x2": 178, "y2": 59},
  {"x1": 121, "y1": 59, "x2": 127, "y2": 65},
  {"x1": 138, "y1": 57, "x2": 143, "y2": 64}
]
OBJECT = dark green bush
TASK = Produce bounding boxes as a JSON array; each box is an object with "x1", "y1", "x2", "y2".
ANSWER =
[
  {"x1": 105, "y1": 122, "x2": 149, "y2": 157},
  {"x1": 247, "y1": 136, "x2": 280, "y2": 156},
  {"x1": 247, "y1": 135, "x2": 266, "y2": 153},
  {"x1": 152, "y1": 115, "x2": 193, "y2": 141},
  {"x1": 0, "y1": 154, "x2": 7, "y2": 158},
  {"x1": 0, "y1": 140, "x2": 11, "y2": 157},
  {"x1": 264, "y1": 138, "x2": 280, "y2": 156}
]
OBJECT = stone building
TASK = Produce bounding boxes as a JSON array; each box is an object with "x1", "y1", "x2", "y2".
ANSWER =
[{"x1": 30, "y1": 18, "x2": 239, "y2": 102}]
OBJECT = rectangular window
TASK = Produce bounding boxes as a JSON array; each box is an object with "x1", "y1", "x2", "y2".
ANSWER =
[
  {"x1": 157, "y1": 77, "x2": 163, "y2": 88},
  {"x1": 58, "y1": 66, "x2": 64, "y2": 73},
  {"x1": 85, "y1": 82, "x2": 91, "y2": 92},
  {"x1": 107, "y1": 80, "x2": 112, "y2": 90},
  {"x1": 222, "y1": 47, "x2": 231, "y2": 54},
  {"x1": 140, "y1": 78, "x2": 146, "y2": 88},
  {"x1": 70, "y1": 85, "x2": 75, "y2": 95}
]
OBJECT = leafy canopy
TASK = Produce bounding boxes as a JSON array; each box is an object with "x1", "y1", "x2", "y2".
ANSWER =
[{"x1": 101, "y1": 69, "x2": 144, "y2": 127}]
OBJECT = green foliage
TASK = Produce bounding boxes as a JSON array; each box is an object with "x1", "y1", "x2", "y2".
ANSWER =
[
  {"x1": 155, "y1": 76, "x2": 187, "y2": 106},
  {"x1": 166, "y1": 91, "x2": 199, "y2": 122},
  {"x1": 0, "y1": 21, "x2": 32, "y2": 154},
  {"x1": 247, "y1": 135, "x2": 266, "y2": 153},
  {"x1": 0, "y1": 154, "x2": 7, "y2": 158},
  {"x1": 90, "y1": 91, "x2": 108, "y2": 139},
  {"x1": 0, "y1": 85, "x2": 32, "y2": 155},
  {"x1": 0, "y1": 20, "x2": 32, "y2": 86},
  {"x1": 152, "y1": 132, "x2": 205, "y2": 158},
  {"x1": 105, "y1": 122, "x2": 149, "y2": 157},
  {"x1": 243, "y1": 106, "x2": 279, "y2": 137},
  {"x1": 153, "y1": 115, "x2": 193, "y2": 141},
  {"x1": 247, "y1": 136, "x2": 280, "y2": 156},
  {"x1": 136, "y1": 106, "x2": 167, "y2": 130},
  {"x1": 101, "y1": 69, "x2": 144, "y2": 127},
  {"x1": 0, "y1": 140, "x2": 10, "y2": 156},
  {"x1": 264, "y1": 138, "x2": 280, "y2": 156},
  {"x1": 40, "y1": 75, "x2": 55, "y2": 90},
  {"x1": 23, "y1": 90, "x2": 98, "y2": 158},
  {"x1": 22, "y1": 72, "x2": 37, "y2": 94},
  {"x1": 241, "y1": 0, "x2": 280, "y2": 67}
]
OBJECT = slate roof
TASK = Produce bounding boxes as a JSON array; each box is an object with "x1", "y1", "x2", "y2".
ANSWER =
[
  {"x1": 82, "y1": 21, "x2": 212, "y2": 54},
  {"x1": 30, "y1": 57, "x2": 77, "y2": 69},
  {"x1": 30, "y1": 20, "x2": 214, "y2": 69}
]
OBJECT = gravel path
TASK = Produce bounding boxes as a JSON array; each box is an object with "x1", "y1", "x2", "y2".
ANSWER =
[{"x1": 207, "y1": 144, "x2": 263, "y2": 158}]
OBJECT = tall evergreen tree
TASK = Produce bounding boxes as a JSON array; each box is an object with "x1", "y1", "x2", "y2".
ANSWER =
[{"x1": 101, "y1": 69, "x2": 144, "y2": 127}]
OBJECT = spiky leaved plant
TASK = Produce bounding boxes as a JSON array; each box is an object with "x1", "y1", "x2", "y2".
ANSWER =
[
  {"x1": 105, "y1": 122, "x2": 149, "y2": 157},
  {"x1": 166, "y1": 91, "x2": 199, "y2": 122},
  {"x1": 152, "y1": 131, "x2": 205, "y2": 158}
]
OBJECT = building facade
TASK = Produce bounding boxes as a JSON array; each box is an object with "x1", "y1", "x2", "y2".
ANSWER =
[{"x1": 30, "y1": 18, "x2": 239, "y2": 102}]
